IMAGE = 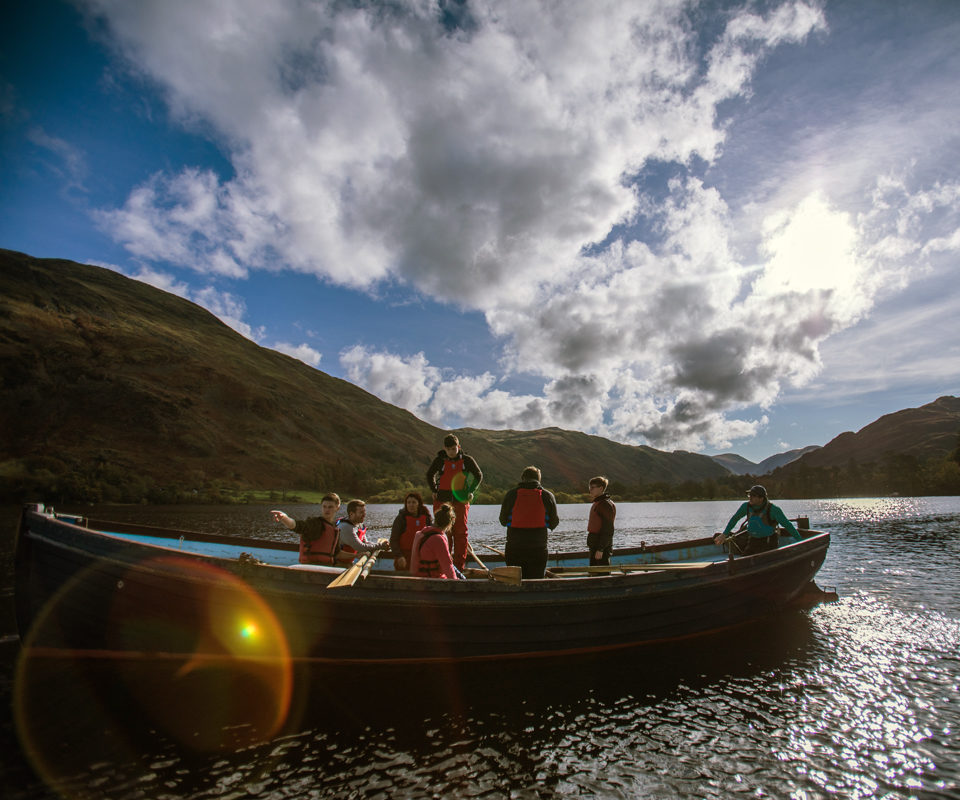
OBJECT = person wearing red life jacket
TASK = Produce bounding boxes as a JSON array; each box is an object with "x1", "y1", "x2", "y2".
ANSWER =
[
  {"x1": 271, "y1": 493, "x2": 343, "y2": 565},
  {"x1": 498, "y1": 466, "x2": 560, "y2": 579},
  {"x1": 586, "y1": 476, "x2": 617, "y2": 567},
  {"x1": 425, "y1": 433, "x2": 483, "y2": 572},
  {"x1": 410, "y1": 503, "x2": 463, "y2": 580},
  {"x1": 389, "y1": 491, "x2": 433, "y2": 572},
  {"x1": 337, "y1": 499, "x2": 388, "y2": 559}
]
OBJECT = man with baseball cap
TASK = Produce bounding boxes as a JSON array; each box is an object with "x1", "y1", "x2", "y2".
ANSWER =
[{"x1": 714, "y1": 484, "x2": 800, "y2": 555}]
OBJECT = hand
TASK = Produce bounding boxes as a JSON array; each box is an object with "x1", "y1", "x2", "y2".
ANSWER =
[
  {"x1": 395, "y1": 556, "x2": 408, "y2": 571},
  {"x1": 594, "y1": 550, "x2": 603, "y2": 560},
  {"x1": 713, "y1": 532, "x2": 726, "y2": 545},
  {"x1": 376, "y1": 538, "x2": 390, "y2": 550}
]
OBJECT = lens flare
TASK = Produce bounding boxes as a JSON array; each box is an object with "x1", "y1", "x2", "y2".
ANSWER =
[
  {"x1": 15, "y1": 555, "x2": 294, "y2": 798},
  {"x1": 450, "y1": 473, "x2": 473, "y2": 503}
]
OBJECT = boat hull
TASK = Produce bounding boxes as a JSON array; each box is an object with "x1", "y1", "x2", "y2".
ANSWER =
[{"x1": 15, "y1": 508, "x2": 830, "y2": 664}]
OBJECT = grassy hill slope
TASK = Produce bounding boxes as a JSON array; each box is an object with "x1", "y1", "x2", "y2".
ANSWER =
[
  {"x1": 792, "y1": 397, "x2": 960, "y2": 469},
  {"x1": 0, "y1": 249, "x2": 729, "y2": 502}
]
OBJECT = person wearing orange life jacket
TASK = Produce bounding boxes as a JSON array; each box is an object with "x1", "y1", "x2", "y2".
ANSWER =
[
  {"x1": 498, "y1": 466, "x2": 560, "y2": 579},
  {"x1": 410, "y1": 503, "x2": 463, "y2": 580},
  {"x1": 389, "y1": 491, "x2": 433, "y2": 571},
  {"x1": 337, "y1": 499, "x2": 388, "y2": 558},
  {"x1": 425, "y1": 433, "x2": 483, "y2": 572},
  {"x1": 271, "y1": 493, "x2": 343, "y2": 565}
]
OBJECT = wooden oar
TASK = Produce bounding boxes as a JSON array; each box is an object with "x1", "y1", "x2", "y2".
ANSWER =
[
  {"x1": 467, "y1": 542, "x2": 521, "y2": 585},
  {"x1": 480, "y1": 542, "x2": 506, "y2": 557},
  {"x1": 328, "y1": 548, "x2": 382, "y2": 589}
]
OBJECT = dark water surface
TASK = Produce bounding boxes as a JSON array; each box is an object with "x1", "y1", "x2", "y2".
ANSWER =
[{"x1": 2, "y1": 498, "x2": 959, "y2": 799}]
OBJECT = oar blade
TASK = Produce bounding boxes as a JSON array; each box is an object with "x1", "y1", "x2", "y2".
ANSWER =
[
  {"x1": 327, "y1": 552, "x2": 370, "y2": 589},
  {"x1": 490, "y1": 566, "x2": 522, "y2": 585}
]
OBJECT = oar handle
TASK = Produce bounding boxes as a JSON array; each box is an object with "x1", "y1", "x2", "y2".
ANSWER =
[{"x1": 466, "y1": 542, "x2": 487, "y2": 570}]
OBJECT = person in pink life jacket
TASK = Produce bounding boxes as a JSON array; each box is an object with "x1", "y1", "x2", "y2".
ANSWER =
[
  {"x1": 389, "y1": 491, "x2": 433, "y2": 572},
  {"x1": 410, "y1": 503, "x2": 463, "y2": 579},
  {"x1": 271, "y1": 493, "x2": 343, "y2": 565},
  {"x1": 425, "y1": 433, "x2": 483, "y2": 573},
  {"x1": 498, "y1": 466, "x2": 560, "y2": 579}
]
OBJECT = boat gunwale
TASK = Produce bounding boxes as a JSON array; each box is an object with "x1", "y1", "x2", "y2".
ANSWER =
[{"x1": 20, "y1": 509, "x2": 830, "y2": 599}]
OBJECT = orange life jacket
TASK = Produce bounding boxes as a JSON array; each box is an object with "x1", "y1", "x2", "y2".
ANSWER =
[
  {"x1": 509, "y1": 487, "x2": 546, "y2": 528},
  {"x1": 399, "y1": 513, "x2": 430, "y2": 555},
  {"x1": 437, "y1": 456, "x2": 465, "y2": 491},
  {"x1": 299, "y1": 518, "x2": 339, "y2": 565}
]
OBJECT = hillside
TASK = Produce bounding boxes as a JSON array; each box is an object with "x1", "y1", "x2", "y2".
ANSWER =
[
  {"x1": 761, "y1": 396, "x2": 960, "y2": 497},
  {"x1": 791, "y1": 397, "x2": 960, "y2": 469},
  {"x1": 0, "y1": 249, "x2": 729, "y2": 502}
]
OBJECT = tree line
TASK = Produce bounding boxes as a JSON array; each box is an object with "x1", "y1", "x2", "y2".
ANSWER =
[{"x1": 3, "y1": 446, "x2": 958, "y2": 506}]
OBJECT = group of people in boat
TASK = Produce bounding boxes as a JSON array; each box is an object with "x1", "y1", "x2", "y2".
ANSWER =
[{"x1": 271, "y1": 433, "x2": 800, "y2": 580}]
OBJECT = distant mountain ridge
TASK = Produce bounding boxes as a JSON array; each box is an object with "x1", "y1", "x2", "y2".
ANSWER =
[
  {"x1": 0, "y1": 249, "x2": 729, "y2": 501},
  {"x1": 711, "y1": 446, "x2": 821, "y2": 476}
]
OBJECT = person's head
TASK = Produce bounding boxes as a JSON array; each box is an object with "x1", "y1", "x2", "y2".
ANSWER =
[
  {"x1": 404, "y1": 491, "x2": 423, "y2": 515},
  {"x1": 346, "y1": 499, "x2": 366, "y2": 522},
  {"x1": 747, "y1": 485, "x2": 767, "y2": 506},
  {"x1": 521, "y1": 466, "x2": 541, "y2": 483},
  {"x1": 321, "y1": 493, "x2": 341, "y2": 520},
  {"x1": 434, "y1": 502, "x2": 456, "y2": 532},
  {"x1": 443, "y1": 433, "x2": 460, "y2": 458},
  {"x1": 588, "y1": 476, "x2": 608, "y2": 497}
]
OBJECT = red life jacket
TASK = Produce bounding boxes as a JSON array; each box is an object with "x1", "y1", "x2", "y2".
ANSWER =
[
  {"x1": 299, "y1": 518, "x2": 339, "y2": 565},
  {"x1": 338, "y1": 520, "x2": 367, "y2": 555},
  {"x1": 510, "y1": 487, "x2": 546, "y2": 528},
  {"x1": 399, "y1": 513, "x2": 429, "y2": 555},
  {"x1": 437, "y1": 455, "x2": 465, "y2": 491},
  {"x1": 588, "y1": 495, "x2": 613, "y2": 534}
]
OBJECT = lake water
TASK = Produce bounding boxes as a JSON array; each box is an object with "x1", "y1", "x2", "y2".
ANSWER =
[{"x1": 2, "y1": 497, "x2": 959, "y2": 799}]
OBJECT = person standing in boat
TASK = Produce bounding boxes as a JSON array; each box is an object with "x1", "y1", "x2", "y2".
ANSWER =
[
  {"x1": 714, "y1": 484, "x2": 800, "y2": 555},
  {"x1": 425, "y1": 433, "x2": 483, "y2": 572},
  {"x1": 389, "y1": 491, "x2": 432, "y2": 572},
  {"x1": 499, "y1": 466, "x2": 560, "y2": 579},
  {"x1": 586, "y1": 476, "x2": 617, "y2": 566},
  {"x1": 337, "y1": 499, "x2": 388, "y2": 557},
  {"x1": 410, "y1": 503, "x2": 463, "y2": 579},
  {"x1": 271, "y1": 493, "x2": 345, "y2": 565}
]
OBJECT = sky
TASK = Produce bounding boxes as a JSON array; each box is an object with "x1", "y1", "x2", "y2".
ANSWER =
[{"x1": 2, "y1": 0, "x2": 958, "y2": 463}]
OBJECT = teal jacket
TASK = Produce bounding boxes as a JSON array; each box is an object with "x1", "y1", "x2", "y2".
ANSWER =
[{"x1": 723, "y1": 501, "x2": 800, "y2": 540}]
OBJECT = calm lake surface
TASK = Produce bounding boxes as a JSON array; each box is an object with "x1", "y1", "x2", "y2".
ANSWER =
[{"x1": 2, "y1": 497, "x2": 959, "y2": 799}]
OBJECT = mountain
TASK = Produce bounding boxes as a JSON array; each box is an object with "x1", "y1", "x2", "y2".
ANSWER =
[
  {"x1": 711, "y1": 446, "x2": 821, "y2": 476},
  {"x1": 786, "y1": 396, "x2": 960, "y2": 470},
  {"x1": 710, "y1": 453, "x2": 758, "y2": 475},
  {"x1": 755, "y1": 446, "x2": 821, "y2": 474},
  {"x1": 0, "y1": 249, "x2": 729, "y2": 502}
]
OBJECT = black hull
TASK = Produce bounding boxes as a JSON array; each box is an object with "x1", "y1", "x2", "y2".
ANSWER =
[{"x1": 15, "y1": 509, "x2": 830, "y2": 664}]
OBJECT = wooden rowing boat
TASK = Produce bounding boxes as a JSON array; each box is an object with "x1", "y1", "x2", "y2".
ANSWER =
[{"x1": 14, "y1": 504, "x2": 831, "y2": 664}]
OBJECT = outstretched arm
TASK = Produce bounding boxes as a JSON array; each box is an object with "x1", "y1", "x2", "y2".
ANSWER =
[{"x1": 773, "y1": 506, "x2": 800, "y2": 539}]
